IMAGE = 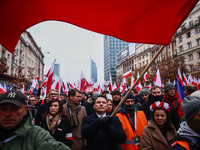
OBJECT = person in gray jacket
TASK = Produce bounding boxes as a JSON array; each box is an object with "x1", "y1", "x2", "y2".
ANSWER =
[{"x1": 0, "y1": 90, "x2": 70, "y2": 150}]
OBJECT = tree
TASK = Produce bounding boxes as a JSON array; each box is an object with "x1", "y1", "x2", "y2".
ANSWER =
[{"x1": 0, "y1": 57, "x2": 8, "y2": 74}]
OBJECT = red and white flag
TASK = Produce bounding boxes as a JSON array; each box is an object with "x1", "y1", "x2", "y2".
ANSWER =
[
  {"x1": 178, "y1": 68, "x2": 184, "y2": 86},
  {"x1": 51, "y1": 76, "x2": 60, "y2": 91},
  {"x1": 183, "y1": 73, "x2": 189, "y2": 85},
  {"x1": 112, "y1": 82, "x2": 118, "y2": 91},
  {"x1": 46, "y1": 60, "x2": 56, "y2": 94},
  {"x1": 108, "y1": 73, "x2": 112, "y2": 92},
  {"x1": 197, "y1": 78, "x2": 200, "y2": 90},
  {"x1": 145, "y1": 83, "x2": 152, "y2": 89},
  {"x1": 79, "y1": 71, "x2": 89, "y2": 92},
  {"x1": 123, "y1": 70, "x2": 132, "y2": 79},
  {"x1": 188, "y1": 74, "x2": 194, "y2": 84},
  {"x1": 154, "y1": 69, "x2": 162, "y2": 87},
  {"x1": 131, "y1": 75, "x2": 135, "y2": 87},
  {"x1": 135, "y1": 72, "x2": 142, "y2": 91},
  {"x1": 143, "y1": 72, "x2": 150, "y2": 82},
  {"x1": 20, "y1": 84, "x2": 26, "y2": 94},
  {"x1": 3, "y1": 83, "x2": 7, "y2": 92}
]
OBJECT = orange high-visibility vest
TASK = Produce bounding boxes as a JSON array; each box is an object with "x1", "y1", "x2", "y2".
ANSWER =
[
  {"x1": 116, "y1": 111, "x2": 147, "y2": 150},
  {"x1": 172, "y1": 141, "x2": 190, "y2": 150}
]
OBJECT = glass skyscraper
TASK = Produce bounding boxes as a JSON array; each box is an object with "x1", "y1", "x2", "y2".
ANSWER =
[
  {"x1": 91, "y1": 58, "x2": 97, "y2": 83},
  {"x1": 104, "y1": 35, "x2": 129, "y2": 82}
]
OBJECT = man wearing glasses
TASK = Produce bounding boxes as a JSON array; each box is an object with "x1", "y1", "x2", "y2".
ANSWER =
[
  {"x1": 35, "y1": 89, "x2": 59, "y2": 125},
  {"x1": 63, "y1": 89, "x2": 87, "y2": 150}
]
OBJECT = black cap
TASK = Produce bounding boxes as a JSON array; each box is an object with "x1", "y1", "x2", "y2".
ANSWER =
[{"x1": 0, "y1": 90, "x2": 27, "y2": 107}]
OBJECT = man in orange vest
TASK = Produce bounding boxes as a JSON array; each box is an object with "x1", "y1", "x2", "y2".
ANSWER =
[
  {"x1": 116, "y1": 92, "x2": 147, "y2": 150},
  {"x1": 171, "y1": 96, "x2": 200, "y2": 150}
]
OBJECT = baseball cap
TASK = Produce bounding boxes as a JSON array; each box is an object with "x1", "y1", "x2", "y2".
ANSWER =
[{"x1": 0, "y1": 90, "x2": 27, "y2": 107}]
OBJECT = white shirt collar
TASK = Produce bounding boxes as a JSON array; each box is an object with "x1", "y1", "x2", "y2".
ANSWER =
[{"x1": 96, "y1": 113, "x2": 106, "y2": 118}]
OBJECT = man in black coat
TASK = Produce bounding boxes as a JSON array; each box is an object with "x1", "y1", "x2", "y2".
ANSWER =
[
  {"x1": 81, "y1": 95, "x2": 126, "y2": 150},
  {"x1": 140, "y1": 85, "x2": 180, "y2": 130}
]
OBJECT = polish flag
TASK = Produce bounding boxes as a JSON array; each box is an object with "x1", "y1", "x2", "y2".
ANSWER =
[
  {"x1": 79, "y1": 71, "x2": 89, "y2": 92},
  {"x1": 178, "y1": 68, "x2": 184, "y2": 86},
  {"x1": 193, "y1": 77, "x2": 198, "y2": 87},
  {"x1": 135, "y1": 72, "x2": 142, "y2": 91},
  {"x1": 0, "y1": 83, "x2": 6, "y2": 93},
  {"x1": 154, "y1": 69, "x2": 162, "y2": 87},
  {"x1": 183, "y1": 73, "x2": 189, "y2": 85},
  {"x1": 197, "y1": 78, "x2": 200, "y2": 90},
  {"x1": 145, "y1": 83, "x2": 152, "y2": 89},
  {"x1": 51, "y1": 76, "x2": 60, "y2": 91},
  {"x1": 112, "y1": 82, "x2": 118, "y2": 91},
  {"x1": 46, "y1": 60, "x2": 56, "y2": 94},
  {"x1": 68, "y1": 82, "x2": 74, "y2": 89},
  {"x1": 131, "y1": 75, "x2": 135, "y2": 87},
  {"x1": 143, "y1": 72, "x2": 150, "y2": 81},
  {"x1": 123, "y1": 70, "x2": 132, "y2": 79},
  {"x1": 20, "y1": 84, "x2": 26, "y2": 94},
  {"x1": 29, "y1": 79, "x2": 37, "y2": 94},
  {"x1": 108, "y1": 73, "x2": 112, "y2": 92},
  {"x1": 98, "y1": 84, "x2": 103, "y2": 93},
  {"x1": 3, "y1": 83, "x2": 7, "y2": 92},
  {"x1": 188, "y1": 74, "x2": 194, "y2": 84}
]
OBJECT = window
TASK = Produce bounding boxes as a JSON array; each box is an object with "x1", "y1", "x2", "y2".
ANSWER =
[
  {"x1": 197, "y1": 52, "x2": 200, "y2": 58},
  {"x1": 195, "y1": 27, "x2": 200, "y2": 34},
  {"x1": 196, "y1": 38, "x2": 200, "y2": 46},
  {"x1": 189, "y1": 21, "x2": 193, "y2": 27},
  {"x1": 178, "y1": 36, "x2": 182, "y2": 42},
  {"x1": 181, "y1": 25, "x2": 186, "y2": 31},
  {"x1": 187, "y1": 42, "x2": 192, "y2": 49},
  {"x1": 7, "y1": 54, "x2": 10, "y2": 62},
  {"x1": 186, "y1": 32, "x2": 191, "y2": 38},
  {"x1": 146, "y1": 60, "x2": 148, "y2": 64},
  {"x1": 188, "y1": 54, "x2": 193, "y2": 61},
  {"x1": 179, "y1": 45, "x2": 183, "y2": 52},
  {"x1": 174, "y1": 50, "x2": 177, "y2": 55},
  {"x1": 189, "y1": 65, "x2": 193, "y2": 72}
]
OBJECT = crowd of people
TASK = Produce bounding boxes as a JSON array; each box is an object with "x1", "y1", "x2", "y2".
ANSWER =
[{"x1": 0, "y1": 83, "x2": 200, "y2": 150}]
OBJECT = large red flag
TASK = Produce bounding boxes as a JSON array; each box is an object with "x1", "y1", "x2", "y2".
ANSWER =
[{"x1": 0, "y1": 0, "x2": 198, "y2": 53}]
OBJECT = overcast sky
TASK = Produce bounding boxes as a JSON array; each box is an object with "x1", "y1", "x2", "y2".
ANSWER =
[{"x1": 27, "y1": 21, "x2": 104, "y2": 84}]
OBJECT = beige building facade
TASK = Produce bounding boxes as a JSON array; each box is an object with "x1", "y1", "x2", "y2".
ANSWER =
[
  {"x1": 0, "y1": 31, "x2": 44, "y2": 81},
  {"x1": 117, "y1": 4, "x2": 200, "y2": 83}
]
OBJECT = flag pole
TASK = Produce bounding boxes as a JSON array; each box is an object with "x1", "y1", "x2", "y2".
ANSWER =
[{"x1": 111, "y1": 45, "x2": 166, "y2": 117}]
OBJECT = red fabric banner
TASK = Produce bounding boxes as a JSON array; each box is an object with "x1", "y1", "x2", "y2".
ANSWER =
[{"x1": 0, "y1": 0, "x2": 198, "y2": 53}]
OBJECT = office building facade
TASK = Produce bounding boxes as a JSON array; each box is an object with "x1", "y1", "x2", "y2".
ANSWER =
[{"x1": 91, "y1": 58, "x2": 97, "y2": 83}]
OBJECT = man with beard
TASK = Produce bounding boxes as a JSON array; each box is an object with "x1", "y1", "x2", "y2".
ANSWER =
[
  {"x1": 172, "y1": 96, "x2": 200, "y2": 150},
  {"x1": 140, "y1": 86, "x2": 180, "y2": 130},
  {"x1": 111, "y1": 90, "x2": 122, "y2": 111},
  {"x1": 63, "y1": 89, "x2": 87, "y2": 150},
  {"x1": 164, "y1": 82, "x2": 183, "y2": 118},
  {"x1": 116, "y1": 92, "x2": 147, "y2": 150}
]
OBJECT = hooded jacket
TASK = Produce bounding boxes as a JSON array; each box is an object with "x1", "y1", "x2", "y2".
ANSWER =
[
  {"x1": 0, "y1": 110, "x2": 70, "y2": 150},
  {"x1": 164, "y1": 91, "x2": 183, "y2": 118},
  {"x1": 172, "y1": 121, "x2": 200, "y2": 150},
  {"x1": 140, "y1": 120, "x2": 176, "y2": 150}
]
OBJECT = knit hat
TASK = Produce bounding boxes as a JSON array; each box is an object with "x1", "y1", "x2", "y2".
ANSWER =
[
  {"x1": 181, "y1": 96, "x2": 200, "y2": 121},
  {"x1": 140, "y1": 88, "x2": 149, "y2": 95},
  {"x1": 164, "y1": 82, "x2": 175, "y2": 93},
  {"x1": 190, "y1": 90, "x2": 200, "y2": 99},
  {"x1": 111, "y1": 90, "x2": 121, "y2": 96},
  {"x1": 123, "y1": 92, "x2": 134, "y2": 100}
]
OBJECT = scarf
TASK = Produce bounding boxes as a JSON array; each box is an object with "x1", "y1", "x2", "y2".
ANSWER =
[
  {"x1": 67, "y1": 101, "x2": 80, "y2": 127},
  {"x1": 46, "y1": 113, "x2": 62, "y2": 134}
]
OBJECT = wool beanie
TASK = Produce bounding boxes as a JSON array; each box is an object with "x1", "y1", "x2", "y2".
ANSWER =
[
  {"x1": 140, "y1": 88, "x2": 149, "y2": 95},
  {"x1": 181, "y1": 96, "x2": 200, "y2": 121},
  {"x1": 190, "y1": 90, "x2": 200, "y2": 99},
  {"x1": 111, "y1": 90, "x2": 121, "y2": 96},
  {"x1": 123, "y1": 92, "x2": 134, "y2": 100},
  {"x1": 164, "y1": 82, "x2": 175, "y2": 93}
]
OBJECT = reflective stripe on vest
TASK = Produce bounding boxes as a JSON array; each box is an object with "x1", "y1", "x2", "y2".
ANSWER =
[{"x1": 124, "y1": 139, "x2": 135, "y2": 144}]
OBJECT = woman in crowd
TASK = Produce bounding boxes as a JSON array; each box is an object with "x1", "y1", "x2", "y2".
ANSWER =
[
  {"x1": 140, "y1": 101, "x2": 176, "y2": 150},
  {"x1": 41, "y1": 97, "x2": 73, "y2": 147},
  {"x1": 106, "y1": 94, "x2": 114, "y2": 114}
]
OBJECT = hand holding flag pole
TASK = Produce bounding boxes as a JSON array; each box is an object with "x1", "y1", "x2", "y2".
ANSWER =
[{"x1": 111, "y1": 45, "x2": 165, "y2": 117}]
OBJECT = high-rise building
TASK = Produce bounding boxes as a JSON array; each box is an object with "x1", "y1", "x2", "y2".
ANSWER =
[
  {"x1": 91, "y1": 58, "x2": 97, "y2": 83},
  {"x1": 54, "y1": 64, "x2": 60, "y2": 77},
  {"x1": 104, "y1": 35, "x2": 129, "y2": 82}
]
